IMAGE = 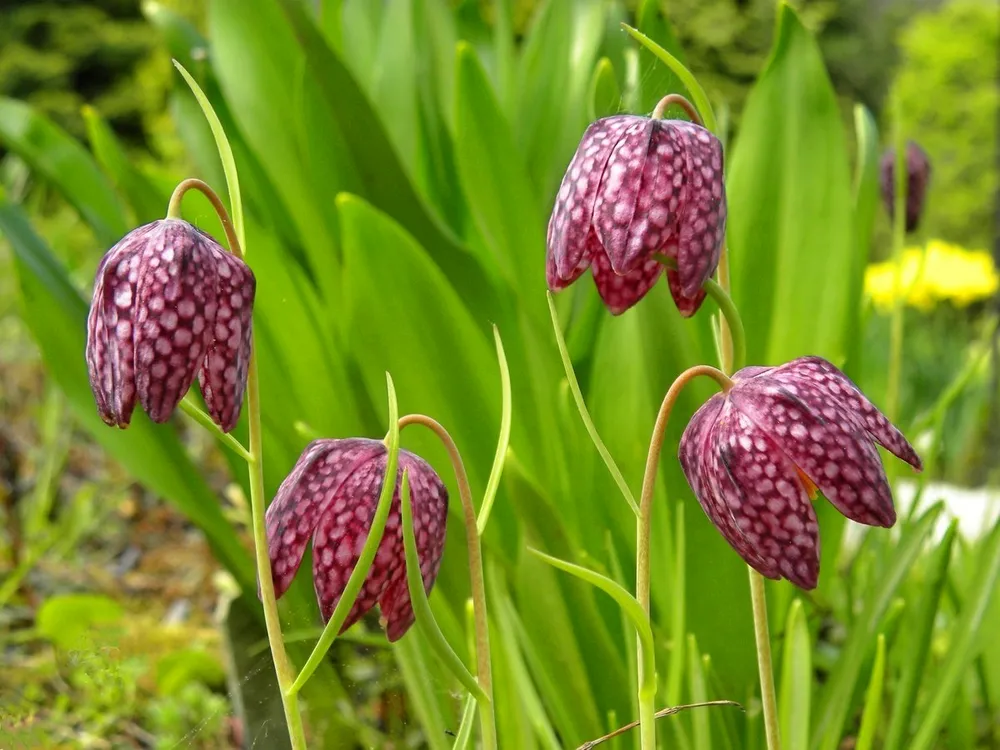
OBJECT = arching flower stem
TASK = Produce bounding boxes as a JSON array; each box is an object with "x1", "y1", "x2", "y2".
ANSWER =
[
  {"x1": 398, "y1": 414, "x2": 497, "y2": 750},
  {"x1": 167, "y1": 179, "x2": 307, "y2": 750}
]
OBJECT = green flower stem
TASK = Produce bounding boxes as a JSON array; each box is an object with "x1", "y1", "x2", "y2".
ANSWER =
[
  {"x1": 178, "y1": 395, "x2": 253, "y2": 462},
  {"x1": 166, "y1": 178, "x2": 306, "y2": 749},
  {"x1": 288, "y1": 376, "x2": 401, "y2": 695},
  {"x1": 653, "y1": 254, "x2": 745, "y2": 371},
  {"x1": 398, "y1": 414, "x2": 497, "y2": 750},
  {"x1": 652, "y1": 94, "x2": 704, "y2": 125},
  {"x1": 636, "y1": 364, "x2": 734, "y2": 750},
  {"x1": 476, "y1": 326, "x2": 512, "y2": 535},
  {"x1": 546, "y1": 291, "x2": 640, "y2": 516},
  {"x1": 400, "y1": 470, "x2": 489, "y2": 704},
  {"x1": 886, "y1": 91, "x2": 908, "y2": 424},
  {"x1": 749, "y1": 568, "x2": 781, "y2": 750}
]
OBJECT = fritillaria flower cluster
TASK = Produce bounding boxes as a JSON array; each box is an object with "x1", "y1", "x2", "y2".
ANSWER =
[
  {"x1": 86, "y1": 219, "x2": 255, "y2": 432},
  {"x1": 265, "y1": 439, "x2": 448, "y2": 641},
  {"x1": 546, "y1": 114, "x2": 727, "y2": 316}
]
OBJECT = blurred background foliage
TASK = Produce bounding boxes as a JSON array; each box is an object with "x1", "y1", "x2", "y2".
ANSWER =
[{"x1": 0, "y1": 0, "x2": 998, "y2": 748}]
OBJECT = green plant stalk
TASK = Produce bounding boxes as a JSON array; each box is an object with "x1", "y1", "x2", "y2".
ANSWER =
[
  {"x1": 546, "y1": 291, "x2": 639, "y2": 516},
  {"x1": 289, "y1": 376, "x2": 401, "y2": 694},
  {"x1": 636, "y1": 364, "x2": 733, "y2": 750},
  {"x1": 399, "y1": 470, "x2": 488, "y2": 704},
  {"x1": 748, "y1": 568, "x2": 781, "y2": 750},
  {"x1": 178, "y1": 394, "x2": 253, "y2": 462},
  {"x1": 886, "y1": 92, "x2": 908, "y2": 424},
  {"x1": 398, "y1": 414, "x2": 497, "y2": 750},
  {"x1": 856, "y1": 634, "x2": 886, "y2": 750},
  {"x1": 165, "y1": 178, "x2": 306, "y2": 749},
  {"x1": 477, "y1": 325, "x2": 512, "y2": 535}
]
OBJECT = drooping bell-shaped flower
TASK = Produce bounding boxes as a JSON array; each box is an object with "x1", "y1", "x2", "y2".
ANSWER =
[
  {"x1": 678, "y1": 357, "x2": 921, "y2": 589},
  {"x1": 265, "y1": 438, "x2": 448, "y2": 642},
  {"x1": 85, "y1": 219, "x2": 255, "y2": 432},
  {"x1": 546, "y1": 115, "x2": 727, "y2": 316},
  {"x1": 880, "y1": 141, "x2": 931, "y2": 233}
]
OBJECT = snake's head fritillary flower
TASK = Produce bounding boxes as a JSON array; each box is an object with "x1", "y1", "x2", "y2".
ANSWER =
[
  {"x1": 546, "y1": 115, "x2": 726, "y2": 316},
  {"x1": 85, "y1": 219, "x2": 255, "y2": 432},
  {"x1": 265, "y1": 438, "x2": 448, "y2": 642},
  {"x1": 880, "y1": 141, "x2": 931, "y2": 233},
  {"x1": 678, "y1": 357, "x2": 921, "y2": 589}
]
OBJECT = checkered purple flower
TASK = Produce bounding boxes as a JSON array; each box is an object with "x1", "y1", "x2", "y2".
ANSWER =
[
  {"x1": 679, "y1": 357, "x2": 922, "y2": 589},
  {"x1": 85, "y1": 219, "x2": 255, "y2": 432},
  {"x1": 546, "y1": 115, "x2": 727, "y2": 316},
  {"x1": 880, "y1": 141, "x2": 931, "y2": 233},
  {"x1": 265, "y1": 439, "x2": 448, "y2": 642}
]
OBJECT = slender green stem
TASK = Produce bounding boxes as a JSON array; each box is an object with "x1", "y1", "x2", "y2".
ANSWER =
[
  {"x1": 477, "y1": 326, "x2": 512, "y2": 535},
  {"x1": 546, "y1": 291, "x2": 640, "y2": 516},
  {"x1": 398, "y1": 414, "x2": 497, "y2": 750},
  {"x1": 399, "y1": 469, "x2": 489, "y2": 704},
  {"x1": 886, "y1": 93, "x2": 908, "y2": 424},
  {"x1": 289, "y1": 376, "x2": 401, "y2": 695},
  {"x1": 654, "y1": 255, "x2": 746, "y2": 371},
  {"x1": 636, "y1": 365, "x2": 734, "y2": 750},
  {"x1": 167, "y1": 178, "x2": 306, "y2": 749},
  {"x1": 178, "y1": 395, "x2": 253, "y2": 462},
  {"x1": 749, "y1": 568, "x2": 782, "y2": 750}
]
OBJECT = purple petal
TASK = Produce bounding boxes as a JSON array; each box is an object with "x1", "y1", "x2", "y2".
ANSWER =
[
  {"x1": 711, "y1": 403, "x2": 821, "y2": 588},
  {"x1": 666, "y1": 267, "x2": 706, "y2": 318},
  {"x1": 590, "y1": 246, "x2": 662, "y2": 315},
  {"x1": 728, "y1": 377, "x2": 897, "y2": 528},
  {"x1": 86, "y1": 225, "x2": 165, "y2": 427},
  {"x1": 547, "y1": 116, "x2": 637, "y2": 285},
  {"x1": 768, "y1": 357, "x2": 922, "y2": 471},
  {"x1": 547, "y1": 229, "x2": 602, "y2": 291},
  {"x1": 672, "y1": 122, "x2": 726, "y2": 298},
  {"x1": 604, "y1": 122, "x2": 688, "y2": 275},
  {"x1": 132, "y1": 221, "x2": 217, "y2": 423},
  {"x1": 732, "y1": 366, "x2": 773, "y2": 382},
  {"x1": 265, "y1": 439, "x2": 385, "y2": 599},
  {"x1": 199, "y1": 247, "x2": 256, "y2": 432},
  {"x1": 679, "y1": 395, "x2": 780, "y2": 579},
  {"x1": 380, "y1": 453, "x2": 449, "y2": 641},
  {"x1": 592, "y1": 118, "x2": 656, "y2": 270}
]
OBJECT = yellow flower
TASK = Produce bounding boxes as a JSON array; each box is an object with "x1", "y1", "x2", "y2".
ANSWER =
[{"x1": 864, "y1": 240, "x2": 998, "y2": 312}]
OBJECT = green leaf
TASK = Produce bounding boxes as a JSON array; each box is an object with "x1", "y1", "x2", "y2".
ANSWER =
[
  {"x1": 0, "y1": 97, "x2": 127, "y2": 246},
  {"x1": 726, "y1": 5, "x2": 856, "y2": 366},
  {"x1": 156, "y1": 649, "x2": 226, "y2": 696},
  {"x1": 779, "y1": 599, "x2": 812, "y2": 750},
  {"x1": 910, "y1": 516, "x2": 1000, "y2": 750},
  {"x1": 884, "y1": 520, "x2": 958, "y2": 750},
  {"x1": 633, "y1": 0, "x2": 690, "y2": 116},
  {"x1": 589, "y1": 57, "x2": 622, "y2": 121},
  {"x1": 688, "y1": 634, "x2": 712, "y2": 750},
  {"x1": 813, "y1": 503, "x2": 943, "y2": 750},
  {"x1": 36, "y1": 594, "x2": 123, "y2": 650},
  {"x1": 855, "y1": 634, "x2": 886, "y2": 750}
]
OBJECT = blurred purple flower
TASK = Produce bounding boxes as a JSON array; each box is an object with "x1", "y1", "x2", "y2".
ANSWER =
[
  {"x1": 265, "y1": 438, "x2": 448, "y2": 642},
  {"x1": 880, "y1": 141, "x2": 931, "y2": 233},
  {"x1": 546, "y1": 115, "x2": 727, "y2": 316},
  {"x1": 85, "y1": 219, "x2": 255, "y2": 432},
  {"x1": 679, "y1": 357, "x2": 921, "y2": 589}
]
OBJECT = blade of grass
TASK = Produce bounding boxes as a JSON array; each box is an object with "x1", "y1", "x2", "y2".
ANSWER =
[
  {"x1": 477, "y1": 326, "x2": 512, "y2": 535},
  {"x1": 909, "y1": 516, "x2": 1000, "y2": 750},
  {"x1": 688, "y1": 635, "x2": 711, "y2": 750},
  {"x1": 778, "y1": 599, "x2": 811, "y2": 750},
  {"x1": 855, "y1": 634, "x2": 886, "y2": 750}
]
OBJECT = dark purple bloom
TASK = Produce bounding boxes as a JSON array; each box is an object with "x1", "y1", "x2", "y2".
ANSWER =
[
  {"x1": 546, "y1": 115, "x2": 726, "y2": 316},
  {"x1": 265, "y1": 439, "x2": 448, "y2": 642},
  {"x1": 679, "y1": 357, "x2": 921, "y2": 589},
  {"x1": 880, "y1": 141, "x2": 931, "y2": 233},
  {"x1": 85, "y1": 219, "x2": 255, "y2": 432}
]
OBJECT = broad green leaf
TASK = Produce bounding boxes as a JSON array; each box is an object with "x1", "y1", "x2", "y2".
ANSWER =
[
  {"x1": 36, "y1": 593, "x2": 123, "y2": 650},
  {"x1": 589, "y1": 57, "x2": 622, "y2": 121},
  {"x1": 779, "y1": 599, "x2": 812, "y2": 750},
  {"x1": 855, "y1": 634, "x2": 886, "y2": 750},
  {"x1": 82, "y1": 106, "x2": 170, "y2": 225},
  {"x1": 727, "y1": 4, "x2": 856, "y2": 366},
  {"x1": 0, "y1": 98, "x2": 127, "y2": 246}
]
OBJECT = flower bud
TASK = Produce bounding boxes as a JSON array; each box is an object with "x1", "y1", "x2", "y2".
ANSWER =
[{"x1": 880, "y1": 141, "x2": 931, "y2": 233}]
